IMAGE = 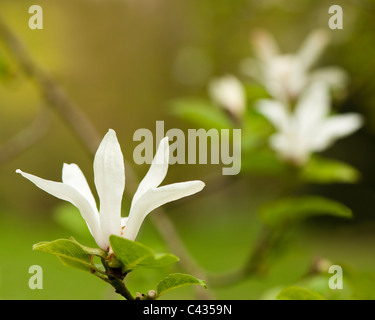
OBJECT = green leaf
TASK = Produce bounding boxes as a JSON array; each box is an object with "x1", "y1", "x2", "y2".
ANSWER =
[
  {"x1": 244, "y1": 83, "x2": 270, "y2": 103},
  {"x1": 241, "y1": 109, "x2": 274, "y2": 152},
  {"x1": 33, "y1": 239, "x2": 95, "y2": 272},
  {"x1": 109, "y1": 235, "x2": 179, "y2": 272},
  {"x1": 170, "y1": 98, "x2": 233, "y2": 129},
  {"x1": 156, "y1": 273, "x2": 207, "y2": 298},
  {"x1": 277, "y1": 286, "x2": 325, "y2": 300},
  {"x1": 241, "y1": 149, "x2": 286, "y2": 175},
  {"x1": 69, "y1": 237, "x2": 108, "y2": 259},
  {"x1": 300, "y1": 156, "x2": 361, "y2": 184},
  {"x1": 258, "y1": 196, "x2": 353, "y2": 228}
]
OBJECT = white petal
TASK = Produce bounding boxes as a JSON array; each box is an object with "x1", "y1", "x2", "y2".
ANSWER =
[
  {"x1": 121, "y1": 217, "x2": 128, "y2": 228},
  {"x1": 295, "y1": 81, "x2": 330, "y2": 132},
  {"x1": 124, "y1": 181, "x2": 205, "y2": 241},
  {"x1": 93, "y1": 129, "x2": 125, "y2": 240},
  {"x1": 256, "y1": 99, "x2": 290, "y2": 132},
  {"x1": 16, "y1": 169, "x2": 107, "y2": 250},
  {"x1": 208, "y1": 75, "x2": 246, "y2": 118},
  {"x1": 62, "y1": 163, "x2": 97, "y2": 213},
  {"x1": 297, "y1": 29, "x2": 329, "y2": 70},
  {"x1": 132, "y1": 137, "x2": 169, "y2": 205},
  {"x1": 270, "y1": 133, "x2": 310, "y2": 165},
  {"x1": 310, "y1": 67, "x2": 349, "y2": 91},
  {"x1": 120, "y1": 217, "x2": 128, "y2": 236},
  {"x1": 250, "y1": 29, "x2": 280, "y2": 62},
  {"x1": 311, "y1": 113, "x2": 363, "y2": 151}
]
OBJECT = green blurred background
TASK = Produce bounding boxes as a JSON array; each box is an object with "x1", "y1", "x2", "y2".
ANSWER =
[{"x1": 1, "y1": 0, "x2": 375, "y2": 299}]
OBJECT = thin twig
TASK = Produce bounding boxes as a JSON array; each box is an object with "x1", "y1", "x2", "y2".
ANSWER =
[
  {"x1": 100, "y1": 257, "x2": 135, "y2": 300},
  {"x1": 0, "y1": 106, "x2": 50, "y2": 166},
  {"x1": 0, "y1": 16, "x2": 101, "y2": 155}
]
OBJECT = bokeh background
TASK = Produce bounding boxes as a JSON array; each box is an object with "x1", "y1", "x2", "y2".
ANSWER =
[{"x1": 1, "y1": 0, "x2": 375, "y2": 299}]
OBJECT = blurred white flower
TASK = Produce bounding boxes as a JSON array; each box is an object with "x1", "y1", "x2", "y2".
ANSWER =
[
  {"x1": 240, "y1": 29, "x2": 348, "y2": 102},
  {"x1": 17, "y1": 129, "x2": 205, "y2": 250},
  {"x1": 256, "y1": 82, "x2": 363, "y2": 165},
  {"x1": 208, "y1": 75, "x2": 246, "y2": 119}
]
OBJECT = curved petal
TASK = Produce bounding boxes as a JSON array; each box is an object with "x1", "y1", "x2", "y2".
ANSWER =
[
  {"x1": 297, "y1": 29, "x2": 329, "y2": 70},
  {"x1": 250, "y1": 29, "x2": 280, "y2": 62},
  {"x1": 295, "y1": 81, "x2": 330, "y2": 132},
  {"x1": 311, "y1": 113, "x2": 363, "y2": 152},
  {"x1": 16, "y1": 169, "x2": 107, "y2": 250},
  {"x1": 62, "y1": 163, "x2": 98, "y2": 213},
  {"x1": 132, "y1": 137, "x2": 169, "y2": 205},
  {"x1": 208, "y1": 75, "x2": 246, "y2": 118},
  {"x1": 310, "y1": 67, "x2": 349, "y2": 91},
  {"x1": 94, "y1": 129, "x2": 125, "y2": 240},
  {"x1": 270, "y1": 133, "x2": 310, "y2": 165},
  {"x1": 256, "y1": 99, "x2": 290, "y2": 132},
  {"x1": 120, "y1": 217, "x2": 128, "y2": 236},
  {"x1": 124, "y1": 180, "x2": 205, "y2": 241},
  {"x1": 121, "y1": 217, "x2": 128, "y2": 228}
]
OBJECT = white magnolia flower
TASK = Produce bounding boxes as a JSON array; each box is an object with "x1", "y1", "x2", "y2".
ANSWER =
[
  {"x1": 240, "y1": 29, "x2": 348, "y2": 102},
  {"x1": 256, "y1": 82, "x2": 363, "y2": 165},
  {"x1": 16, "y1": 129, "x2": 205, "y2": 251},
  {"x1": 208, "y1": 75, "x2": 246, "y2": 119}
]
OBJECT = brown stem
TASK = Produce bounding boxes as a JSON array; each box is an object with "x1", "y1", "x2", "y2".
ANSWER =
[
  {"x1": 108, "y1": 275, "x2": 135, "y2": 300},
  {"x1": 0, "y1": 16, "x2": 101, "y2": 155},
  {"x1": 101, "y1": 258, "x2": 134, "y2": 300},
  {"x1": 0, "y1": 106, "x2": 49, "y2": 166}
]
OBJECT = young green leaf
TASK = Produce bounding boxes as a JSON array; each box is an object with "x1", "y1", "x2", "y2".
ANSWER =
[
  {"x1": 300, "y1": 156, "x2": 361, "y2": 184},
  {"x1": 277, "y1": 286, "x2": 325, "y2": 300},
  {"x1": 258, "y1": 196, "x2": 353, "y2": 228},
  {"x1": 33, "y1": 239, "x2": 95, "y2": 272},
  {"x1": 109, "y1": 235, "x2": 179, "y2": 272},
  {"x1": 243, "y1": 83, "x2": 270, "y2": 103},
  {"x1": 169, "y1": 98, "x2": 233, "y2": 130},
  {"x1": 69, "y1": 237, "x2": 108, "y2": 259},
  {"x1": 156, "y1": 273, "x2": 207, "y2": 298},
  {"x1": 241, "y1": 149, "x2": 286, "y2": 176}
]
